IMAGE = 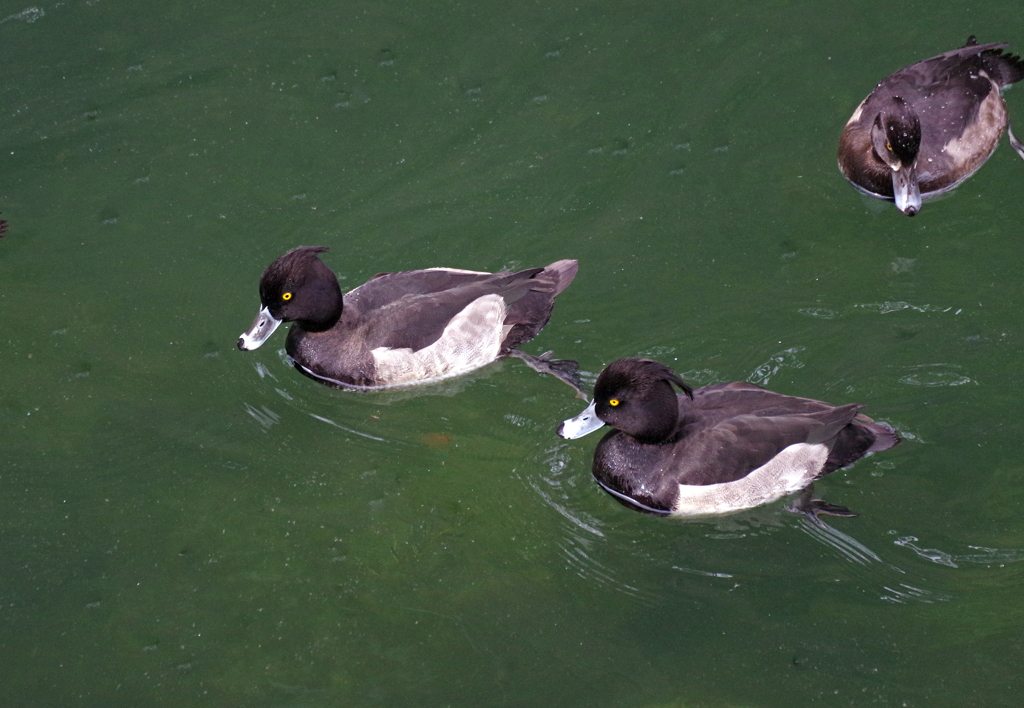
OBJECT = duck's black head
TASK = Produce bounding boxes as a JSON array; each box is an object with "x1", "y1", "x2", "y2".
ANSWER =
[
  {"x1": 592, "y1": 358, "x2": 694, "y2": 443},
  {"x1": 870, "y1": 97, "x2": 923, "y2": 215},
  {"x1": 259, "y1": 246, "x2": 343, "y2": 330},
  {"x1": 871, "y1": 98, "x2": 922, "y2": 169}
]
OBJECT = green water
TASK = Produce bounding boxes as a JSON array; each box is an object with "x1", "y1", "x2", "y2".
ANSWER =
[{"x1": 4, "y1": 1, "x2": 1024, "y2": 705}]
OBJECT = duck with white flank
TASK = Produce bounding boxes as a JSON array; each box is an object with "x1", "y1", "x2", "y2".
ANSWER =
[
  {"x1": 559, "y1": 358, "x2": 899, "y2": 520},
  {"x1": 838, "y1": 36, "x2": 1024, "y2": 216},
  {"x1": 239, "y1": 246, "x2": 582, "y2": 393}
]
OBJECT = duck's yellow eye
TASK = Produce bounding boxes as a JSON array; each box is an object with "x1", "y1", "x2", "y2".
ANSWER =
[
  {"x1": 608, "y1": 399, "x2": 620, "y2": 407},
  {"x1": 282, "y1": 292, "x2": 293, "y2": 301},
  {"x1": 885, "y1": 141, "x2": 893, "y2": 152}
]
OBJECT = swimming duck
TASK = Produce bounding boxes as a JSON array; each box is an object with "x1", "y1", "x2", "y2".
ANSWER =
[
  {"x1": 238, "y1": 246, "x2": 582, "y2": 391},
  {"x1": 838, "y1": 36, "x2": 1024, "y2": 216},
  {"x1": 558, "y1": 358, "x2": 899, "y2": 519}
]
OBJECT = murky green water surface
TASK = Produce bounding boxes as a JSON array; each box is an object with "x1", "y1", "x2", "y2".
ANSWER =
[{"x1": 3, "y1": 1, "x2": 1024, "y2": 706}]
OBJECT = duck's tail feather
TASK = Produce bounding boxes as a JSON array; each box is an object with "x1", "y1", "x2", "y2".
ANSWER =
[
  {"x1": 865, "y1": 421, "x2": 901, "y2": 453},
  {"x1": 540, "y1": 259, "x2": 579, "y2": 296},
  {"x1": 979, "y1": 44, "x2": 1024, "y2": 87}
]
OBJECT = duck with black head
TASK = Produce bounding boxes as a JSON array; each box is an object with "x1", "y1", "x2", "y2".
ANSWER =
[
  {"x1": 238, "y1": 246, "x2": 583, "y2": 393},
  {"x1": 558, "y1": 358, "x2": 900, "y2": 521},
  {"x1": 838, "y1": 36, "x2": 1024, "y2": 216}
]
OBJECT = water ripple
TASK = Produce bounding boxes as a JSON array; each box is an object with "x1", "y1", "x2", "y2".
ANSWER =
[
  {"x1": 797, "y1": 518, "x2": 953, "y2": 604},
  {"x1": 243, "y1": 403, "x2": 280, "y2": 431},
  {"x1": 892, "y1": 535, "x2": 1024, "y2": 568},
  {"x1": 855, "y1": 301, "x2": 961, "y2": 315},
  {"x1": 799, "y1": 301, "x2": 964, "y2": 319},
  {"x1": 523, "y1": 443, "x2": 665, "y2": 604},
  {"x1": 748, "y1": 346, "x2": 805, "y2": 386},
  {"x1": 898, "y1": 363, "x2": 974, "y2": 387},
  {"x1": 307, "y1": 413, "x2": 389, "y2": 443},
  {"x1": 797, "y1": 307, "x2": 839, "y2": 319},
  {"x1": 1, "y1": 7, "x2": 44, "y2": 24}
]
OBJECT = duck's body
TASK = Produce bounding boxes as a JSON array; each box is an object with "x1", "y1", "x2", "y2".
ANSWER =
[
  {"x1": 558, "y1": 359, "x2": 899, "y2": 518},
  {"x1": 238, "y1": 247, "x2": 579, "y2": 389},
  {"x1": 838, "y1": 36, "x2": 1024, "y2": 216}
]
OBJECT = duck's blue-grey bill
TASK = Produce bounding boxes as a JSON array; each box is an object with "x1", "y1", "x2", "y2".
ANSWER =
[
  {"x1": 892, "y1": 165, "x2": 922, "y2": 216},
  {"x1": 558, "y1": 400, "x2": 605, "y2": 439},
  {"x1": 238, "y1": 306, "x2": 282, "y2": 351}
]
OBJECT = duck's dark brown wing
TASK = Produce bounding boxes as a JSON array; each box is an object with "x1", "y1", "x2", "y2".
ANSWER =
[
  {"x1": 669, "y1": 403, "x2": 866, "y2": 485},
  {"x1": 345, "y1": 263, "x2": 573, "y2": 353}
]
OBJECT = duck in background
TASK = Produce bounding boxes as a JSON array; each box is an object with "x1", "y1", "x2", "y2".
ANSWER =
[
  {"x1": 558, "y1": 358, "x2": 899, "y2": 521},
  {"x1": 838, "y1": 36, "x2": 1024, "y2": 216},
  {"x1": 238, "y1": 246, "x2": 583, "y2": 394}
]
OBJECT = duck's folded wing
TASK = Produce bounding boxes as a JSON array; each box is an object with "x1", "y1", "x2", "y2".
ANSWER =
[
  {"x1": 672, "y1": 405, "x2": 864, "y2": 485},
  {"x1": 901, "y1": 42, "x2": 1009, "y2": 87},
  {"x1": 355, "y1": 287, "x2": 506, "y2": 352},
  {"x1": 353, "y1": 268, "x2": 552, "y2": 352},
  {"x1": 349, "y1": 268, "x2": 497, "y2": 309},
  {"x1": 694, "y1": 384, "x2": 857, "y2": 419}
]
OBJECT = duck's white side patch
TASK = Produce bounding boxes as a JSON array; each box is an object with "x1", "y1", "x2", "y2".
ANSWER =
[
  {"x1": 670, "y1": 442, "x2": 829, "y2": 518},
  {"x1": 371, "y1": 294, "x2": 506, "y2": 385},
  {"x1": 941, "y1": 81, "x2": 1006, "y2": 173}
]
